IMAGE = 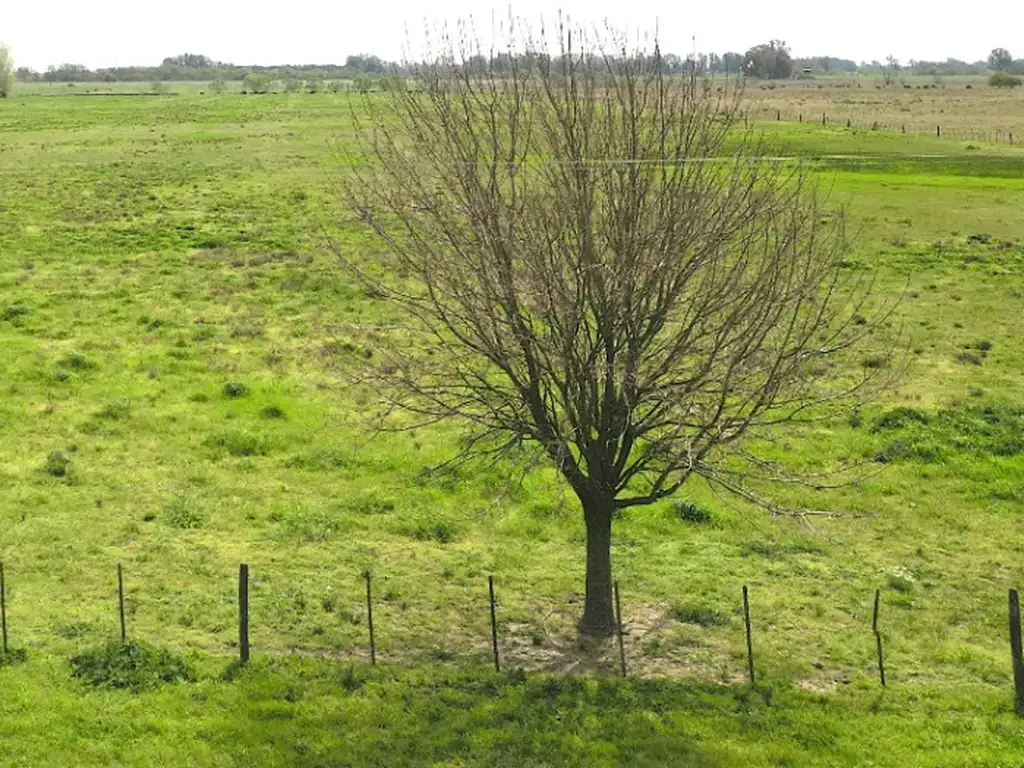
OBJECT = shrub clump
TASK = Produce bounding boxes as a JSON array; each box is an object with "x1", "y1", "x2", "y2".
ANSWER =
[
  {"x1": 0, "y1": 648, "x2": 29, "y2": 667},
  {"x1": 222, "y1": 381, "x2": 250, "y2": 398},
  {"x1": 670, "y1": 500, "x2": 713, "y2": 524},
  {"x1": 873, "y1": 403, "x2": 1024, "y2": 463},
  {"x1": 44, "y1": 449, "x2": 72, "y2": 477},
  {"x1": 204, "y1": 429, "x2": 270, "y2": 457},
  {"x1": 401, "y1": 511, "x2": 461, "y2": 544},
  {"x1": 70, "y1": 640, "x2": 194, "y2": 692},
  {"x1": 1, "y1": 304, "x2": 29, "y2": 323},
  {"x1": 872, "y1": 407, "x2": 930, "y2": 432},
  {"x1": 989, "y1": 71, "x2": 1023, "y2": 88},
  {"x1": 670, "y1": 604, "x2": 730, "y2": 627},
  {"x1": 58, "y1": 352, "x2": 95, "y2": 371}
]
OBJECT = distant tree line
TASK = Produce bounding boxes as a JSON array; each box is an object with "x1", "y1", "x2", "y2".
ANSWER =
[
  {"x1": 12, "y1": 54, "x2": 406, "y2": 84},
  {"x1": 11, "y1": 46, "x2": 1024, "y2": 86}
]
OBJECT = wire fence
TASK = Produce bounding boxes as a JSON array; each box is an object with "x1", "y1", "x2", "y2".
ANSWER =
[
  {"x1": 1, "y1": 558, "x2": 1023, "y2": 714},
  {"x1": 748, "y1": 106, "x2": 1022, "y2": 146}
]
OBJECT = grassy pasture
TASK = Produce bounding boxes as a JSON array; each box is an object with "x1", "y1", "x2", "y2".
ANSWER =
[
  {"x1": 1, "y1": 90, "x2": 1024, "y2": 765},
  {"x1": 749, "y1": 75, "x2": 1024, "y2": 139}
]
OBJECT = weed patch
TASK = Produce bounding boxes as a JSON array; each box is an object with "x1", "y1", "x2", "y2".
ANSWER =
[
  {"x1": 164, "y1": 497, "x2": 205, "y2": 529},
  {"x1": 398, "y1": 511, "x2": 461, "y2": 544},
  {"x1": 222, "y1": 381, "x2": 250, "y2": 398},
  {"x1": 670, "y1": 499, "x2": 714, "y2": 524},
  {"x1": 873, "y1": 403, "x2": 1024, "y2": 461},
  {"x1": 670, "y1": 603, "x2": 730, "y2": 627},
  {"x1": 205, "y1": 429, "x2": 271, "y2": 457},
  {"x1": 70, "y1": 640, "x2": 194, "y2": 692},
  {"x1": 0, "y1": 648, "x2": 29, "y2": 667}
]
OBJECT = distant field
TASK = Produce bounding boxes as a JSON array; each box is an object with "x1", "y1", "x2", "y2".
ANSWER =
[
  {"x1": 749, "y1": 75, "x2": 1024, "y2": 141},
  {"x1": 17, "y1": 72, "x2": 1024, "y2": 138},
  {"x1": 1, "y1": 89, "x2": 1024, "y2": 765}
]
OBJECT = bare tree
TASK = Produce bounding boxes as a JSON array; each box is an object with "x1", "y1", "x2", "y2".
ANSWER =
[
  {"x1": 883, "y1": 55, "x2": 900, "y2": 86},
  {"x1": 342, "y1": 23, "x2": 897, "y2": 635}
]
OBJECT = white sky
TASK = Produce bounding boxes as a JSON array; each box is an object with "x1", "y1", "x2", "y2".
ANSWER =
[{"x1": 5, "y1": 1, "x2": 1022, "y2": 71}]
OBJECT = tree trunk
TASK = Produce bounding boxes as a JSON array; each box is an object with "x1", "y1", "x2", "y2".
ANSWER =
[{"x1": 580, "y1": 496, "x2": 616, "y2": 636}]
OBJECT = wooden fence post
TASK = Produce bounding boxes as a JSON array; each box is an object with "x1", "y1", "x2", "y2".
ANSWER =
[
  {"x1": 488, "y1": 575, "x2": 500, "y2": 673},
  {"x1": 1009, "y1": 589, "x2": 1024, "y2": 715},
  {"x1": 365, "y1": 571, "x2": 376, "y2": 665},
  {"x1": 1, "y1": 562, "x2": 8, "y2": 655},
  {"x1": 239, "y1": 564, "x2": 250, "y2": 664},
  {"x1": 117, "y1": 563, "x2": 127, "y2": 644},
  {"x1": 743, "y1": 585, "x2": 755, "y2": 685},
  {"x1": 873, "y1": 589, "x2": 886, "y2": 687},
  {"x1": 615, "y1": 581, "x2": 627, "y2": 678}
]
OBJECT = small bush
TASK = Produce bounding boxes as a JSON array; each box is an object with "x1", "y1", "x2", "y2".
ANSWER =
[
  {"x1": 876, "y1": 441, "x2": 912, "y2": 463},
  {"x1": 70, "y1": 640, "x2": 194, "y2": 692},
  {"x1": 0, "y1": 648, "x2": 28, "y2": 667},
  {"x1": 861, "y1": 355, "x2": 887, "y2": 369},
  {"x1": 222, "y1": 381, "x2": 249, "y2": 398},
  {"x1": 872, "y1": 407, "x2": 930, "y2": 432},
  {"x1": 2, "y1": 304, "x2": 29, "y2": 322},
  {"x1": 205, "y1": 429, "x2": 269, "y2": 457},
  {"x1": 44, "y1": 449, "x2": 71, "y2": 477},
  {"x1": 96, "y1": 399, "x2": 131, "y2": 420},
  {"x1": 670, "y1": 604, "x2": 730, "y2": 627},
  {"x1": 989, "y1": 71, "x2": 1023, "y2": 88},
  {"x1": 242, "y1": 73, "x2": 272, "y2": 94},
  {"x1": 260, "y1": 405, "x2": 286, "y2": 420},
  {"x1": 402, "y1": 511, "x2": 461, "y2": 544},
  {"x1": 58, "y1": 352, "x2": 94, "y2": 371},
  {"x1": 347, "y1": 490, "x2": 396, "y2": 515},
  {"x1": 671, "y1": 500, "x2": 713, "y2": 524},
  {"x1": 339, "y1": 665, "x2": 365, "y2": 691}
]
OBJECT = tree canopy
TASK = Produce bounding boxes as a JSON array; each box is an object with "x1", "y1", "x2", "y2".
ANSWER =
[
  {"x1": 988, "y1": 48, "x2": 1013, "y2": 72},
  {"x1": 742, "y1": 40, "x2": 793, "y2": 79}
]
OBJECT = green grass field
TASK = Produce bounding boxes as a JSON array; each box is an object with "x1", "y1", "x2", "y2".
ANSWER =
[{"x1": 2, "y1": 91, "x2": 1024, "y2": 766}]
